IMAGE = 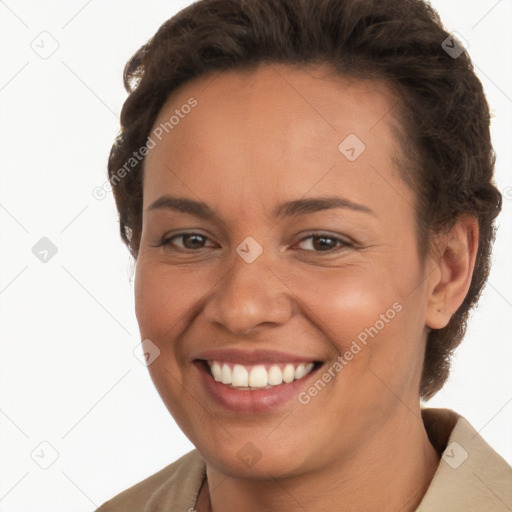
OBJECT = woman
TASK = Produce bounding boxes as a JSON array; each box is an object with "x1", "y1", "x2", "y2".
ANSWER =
[{"x1": 96, "y1": 0, "x2": 511, "y2": 510}]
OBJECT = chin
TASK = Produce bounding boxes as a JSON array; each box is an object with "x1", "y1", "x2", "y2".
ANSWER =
[{"x1": 196, "y1": 434, "x2": 321, "y2": 481}]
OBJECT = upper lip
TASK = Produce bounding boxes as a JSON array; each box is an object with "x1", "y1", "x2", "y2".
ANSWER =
[{"x1": 191, "y1": 348, "x2": 322, "y2": 365}]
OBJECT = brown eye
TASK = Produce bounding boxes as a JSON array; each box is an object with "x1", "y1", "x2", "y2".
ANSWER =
[
  {"x1": 161, "y1": 232, "x2": 212, "y2": 250},
  {"x1": 296, "y1": 234, "x2": 350, "y2": 252}
]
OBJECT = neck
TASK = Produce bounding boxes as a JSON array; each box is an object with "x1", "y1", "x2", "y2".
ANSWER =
[{"x1": 196, "y1": 408, "x2": 440, "y2": 512}]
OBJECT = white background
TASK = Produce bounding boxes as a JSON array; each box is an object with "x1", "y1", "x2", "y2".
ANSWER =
[{"x1": 0, "y1": 1, "x2": 510, "y2": 510}]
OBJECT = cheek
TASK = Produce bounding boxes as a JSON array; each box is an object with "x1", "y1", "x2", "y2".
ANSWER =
[
  {"x1": 134, "y1": 260, "x2": 205, "y2": 346},
  {"x1": 280, "y1": 263, "x2": 404, "y2": 344},
  {"x1": 133, "y1": 261, "x2": 204, "y2": 429},
  {"x1": 281, "y1": 261, "x2": 426, "y2": 391}
]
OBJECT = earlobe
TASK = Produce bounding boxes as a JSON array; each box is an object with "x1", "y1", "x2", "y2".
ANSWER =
[{"x1": 425, "y1": 216, "x2": 479, "y2": 330}]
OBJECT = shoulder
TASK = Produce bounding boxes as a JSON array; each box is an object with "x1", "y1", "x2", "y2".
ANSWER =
[
  {"x1": 95, "y1": 449, "x2": 206, "y2": 512},
  {"x1": 418, "y1": 408, "x2": 512, "y2": 511}
]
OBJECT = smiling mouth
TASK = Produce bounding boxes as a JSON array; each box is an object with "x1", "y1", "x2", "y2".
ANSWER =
[{"x1": 201, "y1": 360, "x2": 322, "y2": 390}]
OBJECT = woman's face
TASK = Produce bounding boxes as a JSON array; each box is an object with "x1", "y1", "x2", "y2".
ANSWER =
[{"x1": 135, "y1": 64, "x2": 433, "y2": 478}]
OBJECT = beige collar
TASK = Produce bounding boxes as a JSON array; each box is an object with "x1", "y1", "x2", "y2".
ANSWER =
[
  {"x1": 116, "y1": 408, "x2": 511, "y2": 511},
  {"x1": 416, "y1": 407, "x2": 511, "y2": 511}
]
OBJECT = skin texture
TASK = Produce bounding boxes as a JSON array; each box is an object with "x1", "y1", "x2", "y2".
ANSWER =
[{"x1": 134, "y1": 64, "x2": 478, "y2": 512}]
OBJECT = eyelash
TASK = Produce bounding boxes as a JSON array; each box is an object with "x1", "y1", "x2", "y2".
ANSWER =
[{"x1": 158, "y1": 231, "x2": 352, "y2": 254}]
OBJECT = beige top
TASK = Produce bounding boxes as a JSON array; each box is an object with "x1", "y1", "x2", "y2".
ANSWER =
[{"x1": 95, "y1": 408, "x2": 511, "y2": 511}]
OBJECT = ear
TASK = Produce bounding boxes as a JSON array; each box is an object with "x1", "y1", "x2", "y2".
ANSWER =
[{"x1": 425, "y1": 215, "x2": 479, "y2": 330}]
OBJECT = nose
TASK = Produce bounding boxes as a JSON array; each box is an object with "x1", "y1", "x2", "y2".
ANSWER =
[{"x1": 202, "y1": 252, "x2": 295, "y2": 336}]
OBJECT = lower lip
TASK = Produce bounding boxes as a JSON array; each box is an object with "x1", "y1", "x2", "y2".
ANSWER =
[{"x1": 195, "y1": 361, "x2": 322, "y2": 414}]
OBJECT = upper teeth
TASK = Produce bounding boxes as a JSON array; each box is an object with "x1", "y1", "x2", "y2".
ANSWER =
[{"x1": 208, "y1": 361, "x2": 315, "y2": 389}]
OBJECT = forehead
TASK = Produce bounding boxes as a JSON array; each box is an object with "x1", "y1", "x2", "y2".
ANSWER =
[{"x1": 142, "y1": 63, "x2": 408, "y2": 217}]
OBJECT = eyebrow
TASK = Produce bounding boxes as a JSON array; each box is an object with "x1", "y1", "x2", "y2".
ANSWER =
[{"x1": 146, "y1": 195, "x2": 376, "y2": 220}]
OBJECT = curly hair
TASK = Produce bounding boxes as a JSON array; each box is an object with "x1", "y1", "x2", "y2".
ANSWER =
[{"x1": 107, "y1": 0, "x2": 502, "y2": 399}]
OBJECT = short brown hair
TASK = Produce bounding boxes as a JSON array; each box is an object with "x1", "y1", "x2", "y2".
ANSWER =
[{"x1": 108, "y1": 0, "x2": 502, "y2": 399}]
